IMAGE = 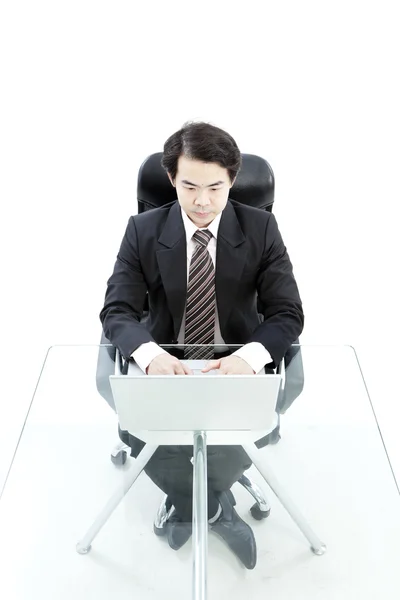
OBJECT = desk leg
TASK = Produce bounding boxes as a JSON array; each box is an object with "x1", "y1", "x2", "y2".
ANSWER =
[
  {"x1": 243, "y1": 444, "x2": 326, "y2": 556},
  {"x1": 192, "y1": 431, "x2": 208, "y2": 600},
  {"x1": 76, "y1": 444, "x2": 158, "y2": 554}
]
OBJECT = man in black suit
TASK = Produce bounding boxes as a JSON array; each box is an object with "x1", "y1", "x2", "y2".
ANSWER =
[{"x1": 100, "y1": 121, "x2": 304, "y2": 569}]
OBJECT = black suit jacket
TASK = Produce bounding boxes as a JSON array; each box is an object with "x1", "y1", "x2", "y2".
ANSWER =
[{"x1": 100, "y1": 199, "x2": 304, "y2": 369}]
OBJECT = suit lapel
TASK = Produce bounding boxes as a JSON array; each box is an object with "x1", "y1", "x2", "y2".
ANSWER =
[
  {"x1": 156, "y1": 202, "x2": 187, "y2": 339},
  {"x1": 216, "y1": 201, "x2": 247, "y2": 336}
]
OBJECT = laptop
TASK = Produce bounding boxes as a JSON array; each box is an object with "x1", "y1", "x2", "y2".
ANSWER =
[{"x1": 109, "y1": 359, "x2": 281, "y2": 439}]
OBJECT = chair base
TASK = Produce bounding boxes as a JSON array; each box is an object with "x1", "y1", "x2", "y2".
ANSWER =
[{"x1": 250, "y1": 502, "x2": 271, "y2": 520}]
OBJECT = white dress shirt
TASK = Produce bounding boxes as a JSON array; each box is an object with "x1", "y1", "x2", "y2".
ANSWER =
[{"x1": 131, "y1": 207, "x2": 272, "y2": 373}]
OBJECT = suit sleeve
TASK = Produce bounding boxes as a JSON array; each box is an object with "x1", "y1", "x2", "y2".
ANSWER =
[
  {"x1": 99, "y1": 217, "x2": 156, "y2": 359},
  {"x1": 249, "y1": 213, "x2": 304, "y2": 368}
]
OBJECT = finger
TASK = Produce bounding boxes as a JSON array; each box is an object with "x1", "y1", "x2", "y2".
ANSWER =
[
  {"x1": 201, "y1": 359, "x2": 221, "y2": 372},
  {"x1": 173, "y1": 362, "x2": 186, "y2": 375},
  {"x1": 181, "y1": 362, "x2": 194, "y2": 375}
]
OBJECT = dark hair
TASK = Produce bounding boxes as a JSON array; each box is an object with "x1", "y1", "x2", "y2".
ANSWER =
[{"x1": 161, "y1": 121, "x2": 242, "y2": 184}]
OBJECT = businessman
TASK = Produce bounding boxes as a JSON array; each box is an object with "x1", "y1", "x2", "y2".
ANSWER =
[{"x1": 100, "y1": 121, "x2": 304, "y2": 569}]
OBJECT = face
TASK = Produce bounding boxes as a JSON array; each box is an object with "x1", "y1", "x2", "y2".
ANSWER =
[{"x1": 167, "y1": 155, "x2": 235, "y2": 228}]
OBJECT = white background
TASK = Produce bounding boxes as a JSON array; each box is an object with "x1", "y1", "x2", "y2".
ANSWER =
[{"x1": 0, "y1": 0, "x2": 399, "y2": 490}]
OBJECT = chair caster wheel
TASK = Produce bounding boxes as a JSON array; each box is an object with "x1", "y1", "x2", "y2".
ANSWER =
[
  {"x1": 250, "y1": 503, "x2": 271, "y2": 520},
  {"x1": 111, "y1": 450, "x2": 127, "y2": 466}
]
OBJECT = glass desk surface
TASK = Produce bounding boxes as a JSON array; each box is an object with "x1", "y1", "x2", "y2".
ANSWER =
[{"x1": 0, "y1": 344, "x2": 399, "y2": 600}]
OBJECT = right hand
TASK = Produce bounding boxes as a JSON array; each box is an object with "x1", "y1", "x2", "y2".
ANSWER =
[{"x1": 146, "y1": 353, "x2": 193, "y2": 375}]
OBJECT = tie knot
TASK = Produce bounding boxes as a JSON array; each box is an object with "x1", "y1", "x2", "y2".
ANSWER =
[{"x1": 193, "y1": 229, "x2": 213, "y2": 248}]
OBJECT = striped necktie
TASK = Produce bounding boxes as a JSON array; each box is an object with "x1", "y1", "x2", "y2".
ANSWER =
[{"x1": 184, "y1": 229, "x2": 215, "y2": 360}]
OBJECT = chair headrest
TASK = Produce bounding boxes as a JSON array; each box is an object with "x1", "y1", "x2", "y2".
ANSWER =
[{"x1": 137, "y1": 152, "x2": 275, "y2": 213}]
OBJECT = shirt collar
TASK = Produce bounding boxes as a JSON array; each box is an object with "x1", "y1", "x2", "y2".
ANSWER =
[{"x1": 180, "y1": 207, "x2": 222, "y2": 242}]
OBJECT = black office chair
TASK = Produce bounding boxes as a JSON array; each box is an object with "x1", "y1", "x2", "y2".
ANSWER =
[{"x1": 96, "y1": 152, "x2": 305, "y2": 525}]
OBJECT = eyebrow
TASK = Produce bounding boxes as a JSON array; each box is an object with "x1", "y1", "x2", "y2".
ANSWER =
[{"x1": 181, "y1": 180, "x2": 225, "y2": 187}]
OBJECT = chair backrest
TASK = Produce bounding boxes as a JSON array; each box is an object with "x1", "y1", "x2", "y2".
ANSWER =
[{"x1": 136, "y1": 152, "x2": 275, "y2": 214}]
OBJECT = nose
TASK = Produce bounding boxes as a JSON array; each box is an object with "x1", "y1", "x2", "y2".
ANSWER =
[{"x1": 195, "y1": 189, "x2": 211, "y2": 207}]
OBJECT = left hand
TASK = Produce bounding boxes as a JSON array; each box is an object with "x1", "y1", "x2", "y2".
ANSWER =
[{"x1": 201, "y1": 355, "x2": 255, "y2": 375}]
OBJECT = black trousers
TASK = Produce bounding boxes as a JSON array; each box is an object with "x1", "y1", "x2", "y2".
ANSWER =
[{"x1": 144, "y1": 444, "x2": 252, "y2": 521}]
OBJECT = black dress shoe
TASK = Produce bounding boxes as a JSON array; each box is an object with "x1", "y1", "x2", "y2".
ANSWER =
[
  {"x1": 165, "y1": 510, "x2": 192, "y2": 551},
  {"x1": 211, "y1": 490, "x2": 257, "y2": 569}
]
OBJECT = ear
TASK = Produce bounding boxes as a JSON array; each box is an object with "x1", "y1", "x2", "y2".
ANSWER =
[
  {"x1": 230, "y1": 176, "x2": 237, "y2": 188},
  {"x1": 167, "y1": 172, "x2": 175, "y2": 187}
]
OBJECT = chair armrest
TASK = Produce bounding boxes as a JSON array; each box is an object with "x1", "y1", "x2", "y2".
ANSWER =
[
  {"x1": 277, "y1": 357, "x2": 286, "y2": 390},
  {"x1": 115, "y1": 348, "x2": 122, "y2": 375},
  {"x1": 96, "y1": 334, "x2": 117, "y2": 410},
  {"x1": 115, "y1": 348, "x2": 133, "y2": 375}
]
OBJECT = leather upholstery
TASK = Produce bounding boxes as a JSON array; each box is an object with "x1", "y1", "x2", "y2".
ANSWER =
[{"x1": 137, "y1": 152, "x2": 275, "y2": 214}]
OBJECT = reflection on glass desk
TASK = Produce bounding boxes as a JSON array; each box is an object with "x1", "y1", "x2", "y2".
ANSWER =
[{"x1": 0, "y1": 344, "x2": 399, "y2": 600}]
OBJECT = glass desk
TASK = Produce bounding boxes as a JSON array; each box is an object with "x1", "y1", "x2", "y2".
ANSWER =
[{"x1": 0, "y1": 344, "x2": 399, "y2": 600}]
